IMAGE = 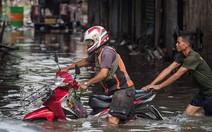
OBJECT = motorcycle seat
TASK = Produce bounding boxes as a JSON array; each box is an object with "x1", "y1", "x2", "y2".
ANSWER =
[
  {"x1": 90, "y1": 95, "x2": 112, "y2": 101},
  {"x1": 89, "y1": 95, "x2": 112, "y2": 110}
]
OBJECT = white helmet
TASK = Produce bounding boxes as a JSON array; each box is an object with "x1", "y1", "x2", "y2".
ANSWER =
[{"x1": 83, "y1": 26, "x2": 109, "y2": 54}]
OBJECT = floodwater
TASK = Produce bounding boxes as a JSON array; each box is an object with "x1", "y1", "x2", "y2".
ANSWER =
[{"x1": 0, "y1": 28, "x2": 212, "y2": 131}]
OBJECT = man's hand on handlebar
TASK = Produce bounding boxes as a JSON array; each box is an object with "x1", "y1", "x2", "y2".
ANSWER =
[
  {"x1": 79, "y1": 82, "x2": 88, "y2": 92},
  {"x1": 142, "y1": 84, "x2": 162, "y2": 91}
]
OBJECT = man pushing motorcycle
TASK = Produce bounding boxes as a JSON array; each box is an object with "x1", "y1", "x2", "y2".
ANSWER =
[
  {"x1": 142, "y1": 32, "x2": 212, "y2": 116},
  {"x1": 61, "y1": 26, "x2": 136, "y2": 125}
]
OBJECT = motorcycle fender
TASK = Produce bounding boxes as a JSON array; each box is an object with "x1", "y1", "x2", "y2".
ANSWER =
[{"x1": 23, "y1": 107, "x2": 55, "y2": 121}]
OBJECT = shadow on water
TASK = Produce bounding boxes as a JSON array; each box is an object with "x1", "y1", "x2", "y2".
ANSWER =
[{"x1": 0, "y1": 28, "x2": 212, "y2": 131}]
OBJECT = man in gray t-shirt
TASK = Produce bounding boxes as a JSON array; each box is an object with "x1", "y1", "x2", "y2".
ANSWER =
[{"x1": 61, "y1": 26, "x2": 135, "y2": 125}]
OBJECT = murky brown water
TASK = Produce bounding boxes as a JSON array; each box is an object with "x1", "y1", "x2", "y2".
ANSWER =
[{"x1": 0, "y1": 28, "x2": 212, "y2": 131}]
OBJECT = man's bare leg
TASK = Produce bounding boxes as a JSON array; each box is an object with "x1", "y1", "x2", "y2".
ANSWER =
[{"x1": 184, "y1": 104, "x2": 203, "y2": 116}]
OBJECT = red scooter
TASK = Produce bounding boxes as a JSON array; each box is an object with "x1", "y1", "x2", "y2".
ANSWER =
[{"x1": 23, "y1": 53, "x2": 163, "y2": 121}]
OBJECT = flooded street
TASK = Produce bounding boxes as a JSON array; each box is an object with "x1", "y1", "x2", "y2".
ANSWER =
[{"x1": 0, "y1": 28, "x2": 212, "y2": 131}]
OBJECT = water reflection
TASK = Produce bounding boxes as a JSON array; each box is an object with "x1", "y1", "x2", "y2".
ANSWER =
[
  {"x1": 0, "y1": 28, "x2": 212, "y2": 131},
  {"x1": 0, "y1": 117, "x2": 44, "y2": 132}
]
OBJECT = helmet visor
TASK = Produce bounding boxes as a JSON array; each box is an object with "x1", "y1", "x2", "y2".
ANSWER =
[{"x1": 84, "y1": 39, "x2": 94, "y2": 49}]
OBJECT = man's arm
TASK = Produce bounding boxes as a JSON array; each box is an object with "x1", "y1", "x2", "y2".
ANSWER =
[
  {"x1": 144, "y1": 66, "x2": 188, "y2": 91},
  {"x1": 87, "y1": 68, "x2": 109, "y2": 86},
  {"x1": 61, "y1": 58, "x2": 89, "y2": 71},
  {"x1": 79, "y1": 68, "x2": 109, "y2": 91},
  {"x1": 158, "y1": 66, "x2": 188, "y2": 89},
  {"x1": 150, "y1": 61, "x2": 180, "y2": 85}
]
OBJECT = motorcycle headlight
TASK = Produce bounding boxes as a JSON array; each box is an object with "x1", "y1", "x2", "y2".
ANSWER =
[
  {"x1": 54, "y1": 76, "x2": 66, "y2": 87},
  {"x1": 59, "y1": 82, "x2": 69, "y2": 87}
]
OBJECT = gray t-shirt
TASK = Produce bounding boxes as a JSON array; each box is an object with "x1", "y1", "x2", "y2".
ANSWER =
[{"x1": 86, "y1": 46, "x2": 116, "y2": 69}]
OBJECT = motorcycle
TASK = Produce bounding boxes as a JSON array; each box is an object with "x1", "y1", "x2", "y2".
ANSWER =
[{"x1": 22, "y1": 53, "x2": 163, "y2": 121}]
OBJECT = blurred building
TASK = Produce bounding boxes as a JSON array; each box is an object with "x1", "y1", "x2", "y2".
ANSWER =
[
  {"x1": 1, "y1": 0, "x2": 212, "y2": 66},
  {"x1": 87, "y1": 0, "x2": 212, "y2": 66}
]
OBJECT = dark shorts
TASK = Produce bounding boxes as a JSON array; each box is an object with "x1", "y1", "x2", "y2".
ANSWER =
[
  {"x1": 190, "y1": 93, "x2": 212, "y2": 116},
  {"x1": 109, "y1": 86, "x2": 135, "y2": 120}
]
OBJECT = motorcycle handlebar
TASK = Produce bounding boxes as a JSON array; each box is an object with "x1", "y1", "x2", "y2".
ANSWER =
[{"x1": 55, "y1": 71, "x2": 79, "y2": 89}]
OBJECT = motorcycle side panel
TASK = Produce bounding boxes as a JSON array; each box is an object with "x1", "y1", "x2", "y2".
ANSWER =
[
  {"x1": 23, "y1": 107, "x2": 55, "y2": 121},
  {"x1": 44, "y1": 87, "x2": 69, "y2": 120},
  {"x1": 135, "y1": 90, "x2": 155, "y2": 100}
]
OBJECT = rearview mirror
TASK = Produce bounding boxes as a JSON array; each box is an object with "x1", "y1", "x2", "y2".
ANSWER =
[
  {"x1": 54, "y1": 52, "x2": 60, "y2": 70},
  {"x1": 54, "y1": 52, "x2": 58, "y2": 63},
  {"x1": 75, "y1": 65, "x2": 80, "y2": 75}
]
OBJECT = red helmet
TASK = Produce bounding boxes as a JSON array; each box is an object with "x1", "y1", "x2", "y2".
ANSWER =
[{"x1": 83, "y1": 26, "x2": 109, "y2": 54}]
